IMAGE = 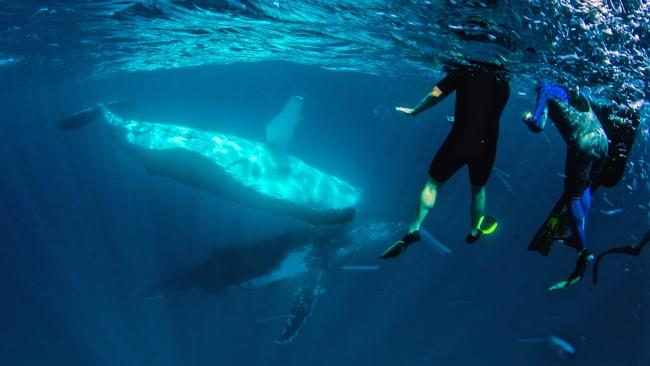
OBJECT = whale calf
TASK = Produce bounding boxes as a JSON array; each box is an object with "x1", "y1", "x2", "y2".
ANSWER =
[{"x1": 152, "y1": 219, "x2": 408, "y2": 343}]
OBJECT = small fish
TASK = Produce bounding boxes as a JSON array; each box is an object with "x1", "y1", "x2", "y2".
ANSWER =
[
  {"x1": 600, "y1": 208, "x2": 623, "y2": 216},
  {"x1": 548, "y1": 335, "x2": 577, "y2": 359},
  {"x1": 603, "y1": 196, "x2": 616, "y2": 207},
  {"x1": 519, "y1": 335, "x2": 576, "y2": 360},
  {"x1": 557, "y1": 53, "x2": 580, "y2": 61}
]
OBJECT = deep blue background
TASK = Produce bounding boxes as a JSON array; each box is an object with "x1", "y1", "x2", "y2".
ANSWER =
[{"x1": 0, "y1": 62, "x2": 647, "y2": 366}]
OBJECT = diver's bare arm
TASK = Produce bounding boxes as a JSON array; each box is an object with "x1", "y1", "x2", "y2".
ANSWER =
[
  {"x1": 396, "y1": 86, "x2": 446, "y2": 116},
  {"x1": 411, "y1": 86, "x2": 445, "y2": 116}
]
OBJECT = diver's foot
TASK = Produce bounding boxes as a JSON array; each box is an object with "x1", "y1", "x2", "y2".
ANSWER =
[
  {"x1": 465, "y1": 230, "x2": 482, "y2": 244},
  {"x1": 465, "y1": 215, "x2": 498, "y2": 244},
  {"x1": 380, "y1": 231, "x2": 421, "y2": 259},
  {"x1": 578, "y1": 248, "x2": 595, "y2": 263},
  {"x1": 548, "y1": 249, "x2": 594, "y2": 291}
]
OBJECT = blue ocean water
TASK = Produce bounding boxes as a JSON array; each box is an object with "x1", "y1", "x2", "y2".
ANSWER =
[{"x1": 0, "y1": 2, "x2": 648, "y2": 366}]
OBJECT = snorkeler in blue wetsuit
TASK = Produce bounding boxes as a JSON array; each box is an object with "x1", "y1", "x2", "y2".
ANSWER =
[{"x1": 522, "y1": 82, "x2": 609, "y2": 289}]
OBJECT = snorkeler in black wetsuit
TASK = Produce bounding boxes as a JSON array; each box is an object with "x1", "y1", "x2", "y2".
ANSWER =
[
  {"x1": 522, "y1": 82, "x2": 609, "y2": 289},
  {"x1": 381, "y1": 62, "x2": 509, "y2": 259}
]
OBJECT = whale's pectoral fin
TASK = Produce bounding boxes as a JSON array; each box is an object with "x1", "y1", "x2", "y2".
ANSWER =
[
  {"x1": 265, "y1": 96, "x2": 304, "y2": 152},
  {"x1": 276, "y1": 267, "x2": 325, "y2": 344}
]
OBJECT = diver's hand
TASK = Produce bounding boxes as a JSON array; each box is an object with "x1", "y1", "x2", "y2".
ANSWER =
[
  {"x1": 395, "y1": 107, "x2": 415, "y2": 116},
  {"x1": 522, "y1": 111, "x2": 542, "y2": 133}
]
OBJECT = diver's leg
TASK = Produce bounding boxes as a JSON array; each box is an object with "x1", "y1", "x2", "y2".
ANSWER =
[
  {"x1": 554, "y1": 151, "x2": 594, "y2": 288},
  {"x1": 466, "y1": 183, "x2": 496, "y2": 243},
  {"x1": 407, "y1": 136, "x2": 461, "y2": 232},
  {"x1": 564, "y1": 151, "x2": 593, "y2": 252},
  {"x1": 465, "y1": 139, "x2": 497, "y2": 243},
  {"x1": 470, "y1": 185, "x2": 486, "y2": 236},
  {"x1": 550, "y1": 193, "x2": 593, "y2": 290},
  {"x1": 580, "y1": 186, "x2": 592, "y2": 215},
  {"x1": 568, "y1": 198, "x2": 587, "y2": 251},
  {"x1": 380, "y1": 179, "x2": 438, "y2": 259},
  {"x1": 580, "y1": 187, "x2": 591, "y2": 230},
  {"x1": 381, "y1": 178, "x2": 441, "y2": 259},
  {"x1": 380, "y1": 137, "x2": 460, "y2": 259},
  {"x1": 408, "y1": 178, "x2": 441, "y2": 233}
]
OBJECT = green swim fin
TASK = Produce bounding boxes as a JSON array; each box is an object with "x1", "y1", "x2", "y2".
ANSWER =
[
  {"x1": 466, "y1": 215, "x2": 498, "y2": 244},
  {"x1": 548, "y1": 249, "x2": 592, "y2": 291},
  {"x1": 548, "y1": 276, "x2": 583, "y2": 291}
]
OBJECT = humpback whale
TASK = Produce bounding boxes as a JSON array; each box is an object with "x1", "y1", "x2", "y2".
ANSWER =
[
  {"x1": 152, "y1": 219, "x2": 410, "y2": 343},
  {"x1": 59, "y1": 98, "x2": 360, "y2": 225}
]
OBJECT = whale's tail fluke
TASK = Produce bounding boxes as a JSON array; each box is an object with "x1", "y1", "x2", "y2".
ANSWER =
[{"x1": 58, "y1": 100, "x2": 135, "y2": 130}]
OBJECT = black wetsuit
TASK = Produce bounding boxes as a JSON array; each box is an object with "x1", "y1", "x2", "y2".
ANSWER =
[
  {"x1": 428, "y1": 68, "x2": 510, "y2": 187},
  {"x1": 591, "y1": 101, "x2": 641, "y2": 188}
]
